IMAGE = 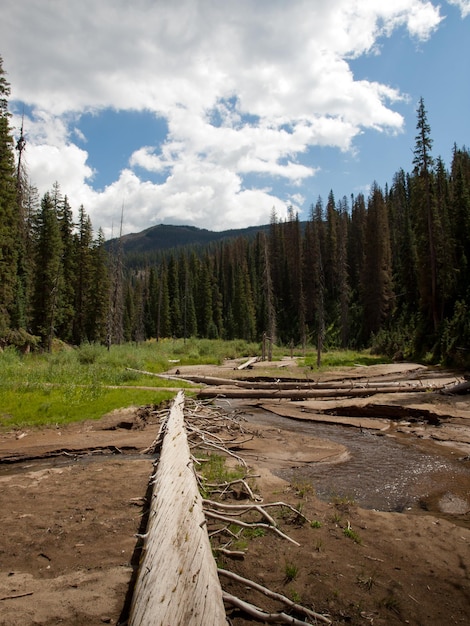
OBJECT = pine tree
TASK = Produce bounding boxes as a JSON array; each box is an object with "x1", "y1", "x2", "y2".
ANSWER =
[
  {"x1": 122, "y1": 280, "x2": 135, "y2": 342},
  {"x1": 56, "y1": 195, "x2": 77, "y2": 342},
  {"x1": 388, "y1": 170, "x2": 418, "y2": 317},
  {"x1": 260, "y1": 231, "x2": 276, "y2": 357},
  {"x1": 0, "y1": 56, "x2": 20, "y2": 341},
  {"x1": 324, "y1": 190, "x2": 339, "y2": 341},
  {"x1": 285, "y1": 207, "x2": 306, "y2": 347},
  {"x1": 168, "y1": 255, "x2": 182, "y2": 336},
  {"x1": 412, "y1": 97, "x2": 440, "y2": 332},
  {"x1": 311, "y1": 198, "x2": 326, "y2": 362},
  {"x1": 449, "y1": 146, "x2": 470, "y2": 299},
  {"x1": 337, "y1": 197, "x2": 350, "y2": 347},
  {"x1": 433, "y1": 156, "x2": 455, "y2": 320},
  {"x1": 179, "y1": 254, "x2": 197, "y2": 339},
  {"x1": 347, "y1": 194, "x2": 367, "y2": 345},
  {"x1": 362, "y1": 184, "x2": 394, "y2": 340},
  {"x1": 88, "y1": 229, "x2": 110, "y2": 342},
  {"x1": 144, "y1": 266, "x2": 158, "y2": 339},
  {"x1": 233, "y1": 258, "x2": 256, "y2": 340},
  {"x1": 156, "y1": 261, "x2": 170, "y2": 339},
  {"x1": 107, "y1": 224, "x2": 124, "y2": 347},
  {"x1": 73, "y1": 205, "x2": 94, "y2": 343},
  {"x1": 131, "y1": 278, "x2": 145, "y2": 343},
  {"x1": 31, "y1": 192, "x2": 63, "y2": 350}
]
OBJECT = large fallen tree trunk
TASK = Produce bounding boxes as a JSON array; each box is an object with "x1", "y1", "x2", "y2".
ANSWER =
[
  {"x1": 167, "y1": 374, "x2": 432, "y2": 389},
  {"x1": 197, "y1": 384, "x2": 443, "y2": 400},
  {"x1": 128, "y1": 391, "x2": 226, "y2": 626}
]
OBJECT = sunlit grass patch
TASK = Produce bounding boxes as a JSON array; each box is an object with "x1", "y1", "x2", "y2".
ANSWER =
[{"x1": 0, "y1": 384, "x2": 175, "y2": 429}]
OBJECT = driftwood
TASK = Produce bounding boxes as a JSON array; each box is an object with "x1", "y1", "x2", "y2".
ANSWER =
[
  {"x1": 128, "y1": 392, "x2": 226, "y2": 626},
  {"x1": 237, "y1": 356, "x2": 259, "y2": 370}
]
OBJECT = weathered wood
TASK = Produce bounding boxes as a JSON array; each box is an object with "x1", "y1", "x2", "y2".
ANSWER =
[
  {"x1": 237, "y1": 356, "x2": 258, "y2": 370},
  {"x1": 197, "y1": 384, "x2": 441, "y2": 400},
  {"x1": 173, "y1": 373, "x2": 442, "y2": 391},
  {"x1": 128, "y1": 391, "x2": 226, "y2": 626},
  {"x1": 218, "y1": 569, "x2": 331, "y2": 624},
  {"x1": 441, "y1": 380, "x2": 470, "y2": 395}
]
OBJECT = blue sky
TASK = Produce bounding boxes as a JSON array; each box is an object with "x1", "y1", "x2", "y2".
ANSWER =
[{"x1": 1, "y1": 0, "x2": 469, "y2": 236}]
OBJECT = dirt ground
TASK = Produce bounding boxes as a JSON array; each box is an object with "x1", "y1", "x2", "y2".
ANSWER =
[{"x1": 0, "y1": 359, "x2": 469, "y2": 625}]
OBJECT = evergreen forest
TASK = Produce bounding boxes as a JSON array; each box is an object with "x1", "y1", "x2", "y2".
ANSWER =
[{"x1": 1, "y1": 56, "x2": 470, "y2": 366}]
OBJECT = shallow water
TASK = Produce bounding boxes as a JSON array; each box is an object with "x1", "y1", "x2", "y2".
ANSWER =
[{"x1": 238, "y1": 406, "x2": 470, "y2": 513}]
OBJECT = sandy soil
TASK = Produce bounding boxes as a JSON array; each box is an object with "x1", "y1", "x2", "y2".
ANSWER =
[{"x1": 0, "y1": 360, "x2": 469, "y2": 625}]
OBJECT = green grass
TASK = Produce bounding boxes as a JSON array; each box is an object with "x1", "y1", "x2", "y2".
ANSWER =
[
  {"x1": 284, "y1": 562, "x2": 299, "y2": 582},
  {"x1": 0, "y1": 384, "x2": 176, "y2": 429},
  {"x1": 343, "y1": 526, "x2": 362, "y2": 544},
  {"x1": 0, "y1": 338, "x2": 264, "y2": 429},
  {"x1": 0, "y1": 339, "x2": 388, "y2": 429},
  {"x1": 196, "y1": 453, "x2": 245, "y2": 485},
  {"x1": 243, "y1": 526, "x2": 266, "y2": 539},
  {"x1": 302, "y1": 349, "x2": 391, "y2": 369}
]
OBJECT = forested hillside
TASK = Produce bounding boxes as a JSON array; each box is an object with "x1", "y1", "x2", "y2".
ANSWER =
[{"x1": 1, "y1": 56, "x2": 469, "y2": 365}]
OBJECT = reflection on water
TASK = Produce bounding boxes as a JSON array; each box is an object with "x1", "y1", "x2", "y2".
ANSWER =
[{"x1": 239, "y1": 407, "x2": 470, "y2": 513}]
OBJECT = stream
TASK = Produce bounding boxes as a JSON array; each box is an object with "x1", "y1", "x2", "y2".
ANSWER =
[{"x1": 237, "y1": 405, "x2": 470, "y2": 515}]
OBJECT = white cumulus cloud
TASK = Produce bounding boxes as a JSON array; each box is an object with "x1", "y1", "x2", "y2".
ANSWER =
[
  {"x1": 447, "y1": 0, "x2": 470, "y2": 18},
  {"x1": 1, "y1": 0, "x2": 448, "y2": 235}
]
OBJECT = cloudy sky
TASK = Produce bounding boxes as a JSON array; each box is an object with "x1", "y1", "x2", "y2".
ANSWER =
[{"x1": 2, "y1": 0, "x2": 469, "y2": 237}]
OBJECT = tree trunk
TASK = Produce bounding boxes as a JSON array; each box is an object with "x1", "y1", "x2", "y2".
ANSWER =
[{"x1": 128, "y1": 391, "x2": 226, "y2": 626}]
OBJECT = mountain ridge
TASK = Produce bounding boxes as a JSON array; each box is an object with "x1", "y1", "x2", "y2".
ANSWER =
[{"x1": 107, "y1": 222, "x2": 272, "y2": 255}]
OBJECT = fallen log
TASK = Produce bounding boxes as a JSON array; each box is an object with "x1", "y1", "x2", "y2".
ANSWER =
[
  {"x1": 173, "y1": 373, "x2": 445, "y2": 391},
  {"x1": 197, "y1": 384, "x2": 442, "y2": 400},
  {"x1": 441, "y1": 380, "x2": 470, "y2": 395},
  {"x1": 237, "y1": 356, "x2": 259, "y2": 370},
  {"x1": 128, "y1": 391, "x2": 226, "y2": 626}
]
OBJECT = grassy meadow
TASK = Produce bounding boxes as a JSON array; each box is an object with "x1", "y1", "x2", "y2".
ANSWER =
[{"x1": 0, "y1": 338, "x2": 389, "y2": 430}]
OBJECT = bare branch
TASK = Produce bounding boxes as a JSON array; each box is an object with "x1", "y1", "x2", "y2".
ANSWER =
[
  {"x1": 219, "y1": 569, "x2": 332, "y2": 623},
  {"x1": 223, "y1": 591, "x2": 330, "y2": 625}
]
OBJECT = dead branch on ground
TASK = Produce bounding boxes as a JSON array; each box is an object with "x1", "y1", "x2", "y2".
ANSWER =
[{"x1": 219, "y1": 569, "x2": 332, "y2": 624}]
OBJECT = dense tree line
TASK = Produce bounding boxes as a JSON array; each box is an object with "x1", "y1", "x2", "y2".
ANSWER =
[
  {"x1": 0, "y1": 57, "x2": 110, "y2": 350},
  {"x1": 119, "y1": 97, "x2": 470, "y2": 366},
  {"x1": 1, "y1": 55, "x2": 470, "y2": 365}
]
